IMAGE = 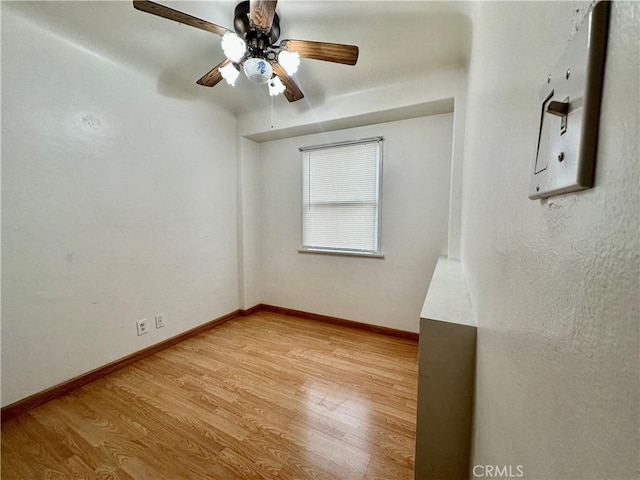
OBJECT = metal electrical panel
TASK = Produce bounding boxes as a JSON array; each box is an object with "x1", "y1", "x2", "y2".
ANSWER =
[{"x1": 529, "y1": 2, "x2": 610, "y2": 199}]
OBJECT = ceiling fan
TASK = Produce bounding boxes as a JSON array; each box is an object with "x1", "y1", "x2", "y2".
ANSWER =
[{"x1": 132, "y1": 0, "x2": 359, "y2": 102}]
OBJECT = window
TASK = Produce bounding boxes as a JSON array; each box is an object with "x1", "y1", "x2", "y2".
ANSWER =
[{"x1": 300, "y1": 137, "x2": 383, "y2": 257}]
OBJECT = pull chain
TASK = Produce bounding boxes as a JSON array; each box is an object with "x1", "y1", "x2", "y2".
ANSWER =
[{"x1": 270, "y1": 94, "x2": 274, "y2": 129}]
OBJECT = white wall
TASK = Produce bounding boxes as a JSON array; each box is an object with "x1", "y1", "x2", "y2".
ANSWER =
[
  {"x1": 1, "y1": 7, "x2": 239, "y2": 406},
  {"x1": 238, "y1": 137, "x2": 261, "y2": 310},
  {"x1": 238, "y1": 68, "x2": 467, "y2": 140},
  {"x1": 447, "y1": 92, "x2": 467, "y2": 260},
  {"x1": 259, "y1": 114, "x2": 453, "y2": 333},
  {"x1": 461, "y1": 2, "x2": 639, "y2": 478}
]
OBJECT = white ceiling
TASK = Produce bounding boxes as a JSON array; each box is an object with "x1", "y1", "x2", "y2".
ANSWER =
[{"x1": 7, "y1": 1, "x2": 472, "y2": 115}]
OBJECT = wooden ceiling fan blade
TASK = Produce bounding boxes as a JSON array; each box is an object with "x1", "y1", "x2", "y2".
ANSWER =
[
  {"x1": 273, "y1": 63, "x2": 304, "y2": 102},
  {"x1": 249, "y1": 0, "x2": 277, "y2": 30},
  {"x1": 197, "y1": 59, "x2": 231, "y2": 87},
  {"x1": 281, "y1": 39, "x2": 359, "y2": 66},
  {"x1": 133, "y1": 1, "x2": 230, "y2": 37}
]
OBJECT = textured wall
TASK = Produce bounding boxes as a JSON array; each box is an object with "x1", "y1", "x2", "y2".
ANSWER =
[
  {"x1": 1, "y1": 7, "x2": 239, "y2": 406},
  {"x1": 461, "y1": 1, "x2": 639, "y2": 478}
]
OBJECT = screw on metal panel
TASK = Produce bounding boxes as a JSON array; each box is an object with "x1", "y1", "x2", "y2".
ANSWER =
[
  {"x1": 566, "y1": 69, "x2": 571, "y2": 79},
  {"x1": 558, "y1": 152, "x2": 565, "y2": 162},
  {"x1": 547, "y1": 74, "x2": 552, "y2": 83}
]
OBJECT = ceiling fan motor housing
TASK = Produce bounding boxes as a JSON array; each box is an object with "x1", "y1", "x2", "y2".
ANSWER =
[
  {"x1": 234, "y1": 1, "x2": 280, "y2": 45},
  {"x1": 234, "y1": 1, "x2": 278, "y2": 84}
]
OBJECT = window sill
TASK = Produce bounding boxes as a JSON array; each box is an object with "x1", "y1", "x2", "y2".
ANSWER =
[{"x1": 298, "y1": 248, "x2": 385, "y2": 259}]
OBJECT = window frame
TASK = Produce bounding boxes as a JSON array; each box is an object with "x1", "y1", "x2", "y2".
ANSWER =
[{"x1": 298, "y1": 136, "x2": 384, "y2": 258}]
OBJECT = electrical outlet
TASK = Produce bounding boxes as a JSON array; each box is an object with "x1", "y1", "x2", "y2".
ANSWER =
[
  {"x1": 155, "y1": 314, "x2": 165, "y2": 329},
  {"x1": 136, "y1": 318, "x2": 149, "y2": 336}
]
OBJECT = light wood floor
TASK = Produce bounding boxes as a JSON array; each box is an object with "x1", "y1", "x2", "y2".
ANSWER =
[{"x1": 1, "y1": 311, "x2": 419, "y2": 479}]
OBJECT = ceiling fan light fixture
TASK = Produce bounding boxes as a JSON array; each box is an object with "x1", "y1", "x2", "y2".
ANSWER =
[
  {"x1": 221, "y1": 32, "x2": 246, "y2": 63},
  {"x1": 133, "y1": 0, "x2": 359, "y2": 103},
  {"x1": 278, "y1": 50, "x2": 300, "y2": 75},
  {"x1": 243, "y1": 57, "x2": 273, "y2": 84},
  {"x1": 268, "y1": 76, "x2": 286, "y2": 96},
  {"x1": 219, "y1": 63, "x2": 240, "y2": 86}
]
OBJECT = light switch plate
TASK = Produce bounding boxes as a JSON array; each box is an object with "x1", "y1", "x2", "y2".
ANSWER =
[{"x1": 529, "y1": 1, "x2": 609, "y2": 199}]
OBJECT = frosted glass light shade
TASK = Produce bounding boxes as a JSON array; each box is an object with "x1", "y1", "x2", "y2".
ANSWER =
[
  {"x1": 268, "y1": 76, "x2": 286, "y2": 96},
  {"x1": 219, "y1": 63, "x2": 240, "y2": 86},
  {"x1": 221, "y1": 32, "x2": 246, "y2": 63},
  {"x1": 278, "y1": 50, "x2": 300, "y2": 75}
]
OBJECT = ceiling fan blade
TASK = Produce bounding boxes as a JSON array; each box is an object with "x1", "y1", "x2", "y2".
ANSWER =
[
  {"x1": 281, "y1": 39, "x2": 359, "y2": 66},
  {"x1": 273, "y1": 63, "x2": 304, "y2": 102},
  {"x1": 197, "y1": 59, "x2": 231, "y2": 87},
  {"x1": 133, "y1": 1, "x2": 230, "y2": 37},
  {"x1": 249, "y1": 0, "x2": 277, "y2": 30}
]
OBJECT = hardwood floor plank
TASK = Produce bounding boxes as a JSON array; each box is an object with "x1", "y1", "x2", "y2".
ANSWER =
[
  {"x1": 1, "y1": 312, "x2": 418, "y2": 479},
  {"x1": 1, "y1": 415, "x2": 75, "y2": 478},
  {"x1": 1, "y1": 434, "x2": 41, "y2": 479},
  {"x1": 64, "y1": 454, "x2": 100, "y2": 479}
]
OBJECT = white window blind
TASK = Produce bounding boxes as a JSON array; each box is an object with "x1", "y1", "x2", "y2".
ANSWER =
[{"x1": 301, "y1": 137, "x2": 383, "y2": 256}]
